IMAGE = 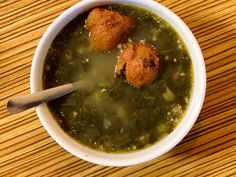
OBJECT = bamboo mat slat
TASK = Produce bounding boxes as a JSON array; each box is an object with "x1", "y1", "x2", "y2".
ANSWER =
[{"x1": 0, "y1": 0, "x2": 236, "y2": 176}]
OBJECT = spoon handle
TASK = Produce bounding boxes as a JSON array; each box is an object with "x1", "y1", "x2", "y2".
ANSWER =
[{"x1": 7, "y1": 82, "x2": 78, "y2": 114}]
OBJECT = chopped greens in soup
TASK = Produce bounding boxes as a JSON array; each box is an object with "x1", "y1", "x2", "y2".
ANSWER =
[{"x1": 43, "y1": 5, "x2": 193, "y2": 153}]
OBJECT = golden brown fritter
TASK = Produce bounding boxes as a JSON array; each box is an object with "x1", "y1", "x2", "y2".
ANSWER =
[
  {"x1": 115, "y1": 43, "x2": 159, "y2": 88},
  {"x1": 86, "y1": 8, "x2": 135, "y2": 51}
]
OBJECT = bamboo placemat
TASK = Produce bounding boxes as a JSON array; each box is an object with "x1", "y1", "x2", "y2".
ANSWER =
[{"x1": 0, "y1": 0, "x2": 235, "y2": 176}]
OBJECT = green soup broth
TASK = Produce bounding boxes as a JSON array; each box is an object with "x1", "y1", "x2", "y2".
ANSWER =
[{"x1": 43, "y1": 5, "x2": 193, "y2": 153}]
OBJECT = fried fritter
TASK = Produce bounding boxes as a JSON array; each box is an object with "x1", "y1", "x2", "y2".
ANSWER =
[
  {"x1": 116, "y1": 43, "x2": 159, "y2": 88},
  {"x1": 86, "y1": 8, "x2": 135, "y2": 51}
]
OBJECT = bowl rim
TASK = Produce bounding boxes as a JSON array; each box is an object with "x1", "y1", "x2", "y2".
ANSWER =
[{"x1": 30, "y1": 0, "x2": 206, "y2": 166}]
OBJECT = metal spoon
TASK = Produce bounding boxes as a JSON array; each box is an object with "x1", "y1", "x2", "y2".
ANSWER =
[{"x1": 7, "y1": 81, "x2": 80, "y2": 114}]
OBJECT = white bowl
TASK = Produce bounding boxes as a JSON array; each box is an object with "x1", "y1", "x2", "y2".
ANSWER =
[{"x1": 31, "y1": 0, "x2": 206, "y2": 166}]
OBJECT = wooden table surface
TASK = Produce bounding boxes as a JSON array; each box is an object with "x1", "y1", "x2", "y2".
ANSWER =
[{"x1": 1, "y1": 0, "x2": 236, "y2": 176}]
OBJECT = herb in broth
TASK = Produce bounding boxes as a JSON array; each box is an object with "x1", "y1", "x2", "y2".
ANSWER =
[{"x1": 43, "y1": 5, "x2": 193, "y2": 152}]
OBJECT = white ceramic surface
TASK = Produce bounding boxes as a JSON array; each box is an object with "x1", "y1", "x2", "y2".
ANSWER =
[{"x1": 31, "y1": 0, "x2": 206, "y2": 166}]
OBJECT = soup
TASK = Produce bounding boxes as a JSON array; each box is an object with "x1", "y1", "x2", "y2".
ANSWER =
[{"x1": 43, "y1": 5, "x2": 193, "y2": 152}]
